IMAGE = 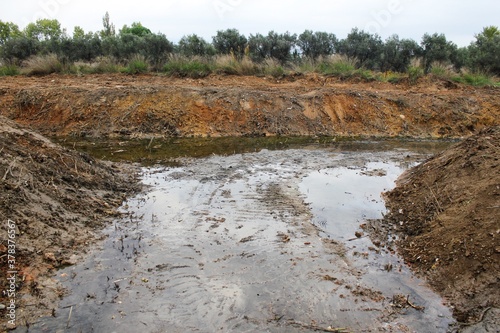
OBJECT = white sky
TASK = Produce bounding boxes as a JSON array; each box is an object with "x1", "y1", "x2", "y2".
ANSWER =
[{"x1": 1, "y1": 0, "x2": 498, "y2": 46}]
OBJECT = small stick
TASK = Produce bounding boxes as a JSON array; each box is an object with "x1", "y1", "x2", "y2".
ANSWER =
[
  {"x1": 66, "y1": 305, "x2": 73, "y2": 329},
  {"x1": 406, "y1": 295, "x2": 425, "y2": 311}
]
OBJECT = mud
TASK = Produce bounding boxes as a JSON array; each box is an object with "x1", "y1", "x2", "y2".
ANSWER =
[
  {"x1": 14, "y1": 144, "x2": 458, "y2": 333},
  {"x1": 0, "y1": 74, "x2": 499, "y2": 139},
  {"x1": 381, "y1": 126, "x2": 500, "y2": 329},
  {"x1": 0, "y1": 116, "x2": 139, "y2": 332}
]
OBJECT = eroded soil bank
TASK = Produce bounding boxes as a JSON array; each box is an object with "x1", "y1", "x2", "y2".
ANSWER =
[
  {"x1": 0, "y1": 116, "x2": 139, "y2": 331},
  {"x1": 381, "y1": 126, "x2": 500, "y2": 330},
  {"x1": 0, "y1": 74, "x2": 499, "y2": 138}
]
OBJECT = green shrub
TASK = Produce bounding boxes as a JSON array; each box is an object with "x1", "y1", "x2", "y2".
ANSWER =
[
  {"x1": 125, "y1": 54, "x2": 149, "y2": 74},
  {"x1": 22, "y1": 53, "x2": 63, "y2": 75},
  {"x1": 316, "y1": 55, "x2": 356, "y2": 78},
  {"x1": 376, "y1": 71, "x2": 404, "y2": 84},
  {"x1": 408, "y1": 65, "x2": 424, "y2": 85},
  {"x1": 452, "y1": 73, "x2": 494, "y2": 86},
  {"x1": 430, "y1": 62, "x2": 455, "y2": 79},
  {"x1": 262, "y1": 58, "x2": 285, "y2": 77},
  {"x1": 0, "y1": 65, "x2": 19, "y2": 76},
  {"x1": 163, "y1": 55, "x2": 212, "y2": 78}
]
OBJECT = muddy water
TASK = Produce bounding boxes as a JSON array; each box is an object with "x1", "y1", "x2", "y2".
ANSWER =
[{"x1": 23, "y1": 142, "x2": 456, "y2": 333}]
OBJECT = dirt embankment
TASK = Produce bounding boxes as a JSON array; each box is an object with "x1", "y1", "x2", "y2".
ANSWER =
[
  {"x1": 382, "y1": 126, "x2": 500, "y2": 325},
  {"x1": 0, "y1": 116, "x2": 139, "y2": 331},
  {"x1": 0, "y1": 74, "x2": 498, "y2": 138}
]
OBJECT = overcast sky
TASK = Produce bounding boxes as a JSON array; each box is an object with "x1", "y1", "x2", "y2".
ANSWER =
[{"x1": 2, "y1": 0, "x2": 498, "y2": 46}]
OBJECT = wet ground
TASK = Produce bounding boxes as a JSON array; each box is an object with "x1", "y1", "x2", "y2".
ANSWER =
[{"x1": 18, "y1": 140, "x2": 457, "y2": 333}]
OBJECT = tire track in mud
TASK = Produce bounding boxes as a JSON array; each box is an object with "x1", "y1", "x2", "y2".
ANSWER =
[{"x1": 26, "y1": 148, "x2": 456, "y2": 333}]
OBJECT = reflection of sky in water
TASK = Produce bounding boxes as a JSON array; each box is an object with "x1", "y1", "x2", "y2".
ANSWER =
[{"x1": 300, "y1": 162, "x2": 403, "y2": 240}]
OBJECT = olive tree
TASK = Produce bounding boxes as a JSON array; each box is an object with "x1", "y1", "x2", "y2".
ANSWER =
[
  {"x1": 212, "y1": 29, "x2": 247, "y2": 57},
  {"x1": 297, "y1": 30, "x2": 337, "y2": 59}
]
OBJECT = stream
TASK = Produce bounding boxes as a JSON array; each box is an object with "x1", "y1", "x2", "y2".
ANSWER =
[{"x1": 21, "y1": 139, "x2": 456, "y2": 332}]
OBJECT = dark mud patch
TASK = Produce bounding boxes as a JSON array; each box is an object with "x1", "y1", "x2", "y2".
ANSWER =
[
  {"x1": 381, "y1": 126, "x2": 500, "y2": 328},
  {"x1": 0, "y1": 116, "x2": 139, "y2": 331}
]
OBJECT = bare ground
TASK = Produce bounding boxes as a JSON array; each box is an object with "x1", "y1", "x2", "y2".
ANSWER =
[
  {"x1": 381, "y1": 126, "x2": 500, "y2": 328},
  {"x1": 0, "y1": 73, "x2": 499, "y2": 331},
  {"x1": 0, "y1": 116, "x2": 139, "y2": 331},
  {"x1": 0, "y1": 73, "x2": 498, "y2": 139}
]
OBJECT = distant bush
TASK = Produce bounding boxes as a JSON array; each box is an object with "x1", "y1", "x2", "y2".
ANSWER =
[
  {"x1": 430, "y1": 61, "x2": 455, "y2": 79},
  {"x1": 408, "y1": 65, "x2": 424, "y2": 85},
  {"x1": 0, "y1": 65, "x2": 19, "y2": 76},
  {"x1": 317, "y1": 55, "x2": 356, "y2": 78},
  {"x1": 262, "y1": 58, "x2": 285, "y2": 77},
  {"x1": 125, "y1": 54, "x2": 149, "y2": 74},
  {"x1": 163, "y1": 55, "x2": 212, "y2": 78},
  {"x1": 214, "y1": 54, "x2": 259, "y2": 75},
  {"x1": 453, "y1": 72, "x2": 495, "y2": 86},
  {"x1": 22, "y1": 53, "x2": 63, "y2": 75}
]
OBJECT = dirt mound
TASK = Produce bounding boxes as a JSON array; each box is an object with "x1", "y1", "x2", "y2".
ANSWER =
[
  {"x1": 0, "y1": 116, "x2": 138, "y2": 330},
  {"x1": 0, "y1": 74, "x2": 499, "y2": 138},
  {"x1": 382, "y1": 126, "x2": 500, "y2": 324}
]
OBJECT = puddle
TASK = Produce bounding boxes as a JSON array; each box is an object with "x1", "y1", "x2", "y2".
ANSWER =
[{"x1": 18, "y1": 144, "x2": 456, "y2": 333}]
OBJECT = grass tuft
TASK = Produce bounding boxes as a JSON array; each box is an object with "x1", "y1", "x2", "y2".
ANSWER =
[
  {"x1": 22, "y1": 54, "x2": 63, "y2": 76},
  {"x1": 0, "y1": 65, "x2": 19, "y2": 76}
]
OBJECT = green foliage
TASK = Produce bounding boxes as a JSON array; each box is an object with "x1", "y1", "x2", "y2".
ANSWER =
[
  {"x1": 0, "y1": 21, "x2": 21, "y2": 45},
  {"x1": 408, "y1": 65, "x2": 424, "y2": 85},
  {"x1": 121, "y1": 22, "x2": 152, "y2": 37},
  {"x1": 381, "y1": 35, "x2": 421, "y2": 72},
  {"x1": 125, "y1": 54, "x2": 149, "y2": 74},
  {"x1": 452, "y1": 73, "x2": 495, "y2": 86},
  {"x1": 0, "y1": 65, "x2": 19, "y2": 76},
  {"x1": 468, "y1": 26, "x2": 500, "y2": 75},
  {"x1": 100, "y1": 12, "x2": 115, "y2": 39},
  {"x1": 337, "y1": 28, "x2": 383, "y2": 70},
  {"x1": 1, "y1": 37, "x2": 39, "y2": 64},
  {"x1": 297, "y1": 30, "x2": 337, "y2": 59},
  {"x1": 429, "y1": 62, "x2": 454, "y2": 79},
  {"x1": 262, "y1": 58, "x2": 285, "y2": 77},
  {"x1": 163, "y1": 55, "x2": 212, "y2": 78},
  {"x1": 24, "y1": 19, "x2": 62, "y2": 41},
  {"x1": 142, "y1": 33, "x2": 174, "y2": 70},
  {"x1": 1, "y1": 16, "x2": 498, "y2": 84},
  {"x1": 421, "y1": 33, "x2": 457, "y2": 73},
  {"x1": 247, "y1": 31, "x2": 296, "y2": 64},
  {"x1": 90, "y1": 56, "x2": 122, "y2": 73},
  {"x1": 317, "y1": 55, "x2": 356, "y2": 77},
  {"x1": 212, "y1": 29, "x2": 247, "y2": 57},
  {"x1": 178, "y1": 34, "x2": 214, "y2": 57}
]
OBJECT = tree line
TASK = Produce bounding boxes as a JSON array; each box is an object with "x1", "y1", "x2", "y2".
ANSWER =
[{"x1": 0, "y1": 13, "x2": 499, "y2": 75}]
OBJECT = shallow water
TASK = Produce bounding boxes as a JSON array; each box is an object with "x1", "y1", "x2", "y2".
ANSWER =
[{"x1": 21, "y1": 142, "x2": 457, "y2": 333}]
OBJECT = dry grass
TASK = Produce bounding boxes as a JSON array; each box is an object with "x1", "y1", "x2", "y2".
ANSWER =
[{"x1": 22, "y1": 54, "x2": 63, "y2": 75}]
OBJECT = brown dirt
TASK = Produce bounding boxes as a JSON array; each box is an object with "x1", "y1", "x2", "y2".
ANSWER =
[
  {"x1": 0, "y1": 73, "x2": 499, "y2": 331},
  {"x1": 0, "y1": 116, "x2": 139, "y2": 331},
  {"x1": 382, "y1": 126, "x2": 500, "y2": 325},
  {"x1": 0, "y1": 73, "x2": 498, "y2": 138}
]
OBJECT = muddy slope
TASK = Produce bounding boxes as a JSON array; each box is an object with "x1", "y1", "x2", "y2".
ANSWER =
[
  {"x1": 0, "y1": 74, "x2": 499, "y2": 138},
  {"x1": 0, "y1": 116, "x2": 138, "y2": 331},
  {"x1": 382, "y1": 126, "x2": 500, "y2": 324}
]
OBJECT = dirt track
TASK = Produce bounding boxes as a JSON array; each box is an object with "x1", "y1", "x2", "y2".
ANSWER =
[{"x1": 0, "y1": 73, "x2": 499, "y2": 138}]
